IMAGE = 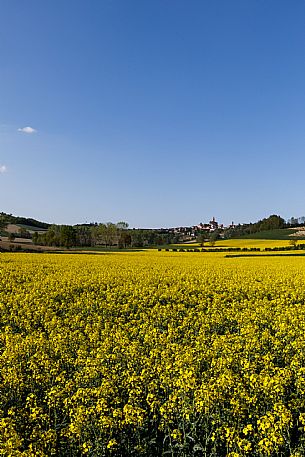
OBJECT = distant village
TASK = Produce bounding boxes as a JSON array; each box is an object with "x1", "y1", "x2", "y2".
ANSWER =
[{"x1": 158, "y1": 217, "x2": 236, "y2": 242}]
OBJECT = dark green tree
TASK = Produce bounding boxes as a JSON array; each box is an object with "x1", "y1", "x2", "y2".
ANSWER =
[
  {"x1": 8, "y1": 232, "x2": 15, "y2": 242},
  {"x1": 209, "y1": 230, "x2": 220, "y2": 246},
  {"x1": 60, "y1": 225, "x2": 76, "y2": 248},
  {"x1": 197, "y1": 232, "x2": 206, "y2": 247},
  {"x1": 0, "y1": 214, "x2": 8, "y2": 233}
]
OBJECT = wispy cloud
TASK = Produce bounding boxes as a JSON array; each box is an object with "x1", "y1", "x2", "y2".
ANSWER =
[
  {"x1": 0, "y1": 165, "x2": 7, "y2": 173},
  {"x1": 18, "y1": 126, "x2": 37, "y2": 134}
]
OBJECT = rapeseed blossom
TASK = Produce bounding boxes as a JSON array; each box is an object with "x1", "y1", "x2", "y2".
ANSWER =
[{"x1": 0, "y1": 251, "x2": 305, "y2": 455}]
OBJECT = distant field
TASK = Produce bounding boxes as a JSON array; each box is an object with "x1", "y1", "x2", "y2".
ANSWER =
[
  {"x1": 4, "y1": 223, "x2": 47, "y2": 234},
  {"x1": 18, "y1": 223, "x2": 47, "y2": 233},
  {"x1": 215, "y1": 238, "x2": 291, "y2": 249},
  {"x1": 5, "y1": 224, "x2": 22, "y2": 234},
  {"x1": 158, "y1": 239, "x2": 292, "y2": 250}
]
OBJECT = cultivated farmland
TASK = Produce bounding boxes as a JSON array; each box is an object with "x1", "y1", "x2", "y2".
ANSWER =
[{"x1": 1, "y1": 251, "x2": 305, "y2": 456}]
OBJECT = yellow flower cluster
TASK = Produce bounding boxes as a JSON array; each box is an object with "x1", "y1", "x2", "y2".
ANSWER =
[{"x1": 1, "y1": 251, "x2": 305, "y2": 456}]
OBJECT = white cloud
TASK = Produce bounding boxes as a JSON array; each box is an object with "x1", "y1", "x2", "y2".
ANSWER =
[
  {"x1": 0, "y1": 165, "x2": 7, "y2": 173},
  {"x1": 18, "y1": 126, "x2": 37, "y2": 134}
]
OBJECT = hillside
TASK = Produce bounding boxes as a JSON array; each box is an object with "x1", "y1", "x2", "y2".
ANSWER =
[
  {"x1": 0, "y1": 212, "x2": 50, "y2": 231},
  {"x1": 238, "y1": 228, "x2": 305, "y2": 240}
]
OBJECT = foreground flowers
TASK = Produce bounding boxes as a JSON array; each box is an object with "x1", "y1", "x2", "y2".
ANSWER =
[{"x1": 1, "y1": 252, "x2": 305, "y2": 456}]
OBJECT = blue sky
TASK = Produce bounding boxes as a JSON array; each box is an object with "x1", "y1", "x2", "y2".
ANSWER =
[{"x1": 1, "y1": 0, "x2": 305, "y2": 228}]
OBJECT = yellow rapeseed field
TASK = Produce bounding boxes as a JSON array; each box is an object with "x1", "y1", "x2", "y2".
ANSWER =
[
  {"x1": 1, "y1": 251, "x2": 305, "y2": 456},
  {"x1": 215, "y1": 239, "x2": 291, "y2": 249}
]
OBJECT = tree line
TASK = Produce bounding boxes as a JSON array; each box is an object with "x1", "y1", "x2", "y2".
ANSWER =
[{"x1": 32, "y1": 223, "x2": 180, "y2": 248}]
